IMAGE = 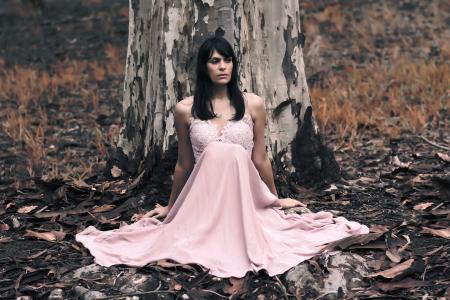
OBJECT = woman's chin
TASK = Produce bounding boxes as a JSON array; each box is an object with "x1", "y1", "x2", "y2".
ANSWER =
[{"x1": 212, "y1": 80, "x2": 230, "y2": 86}]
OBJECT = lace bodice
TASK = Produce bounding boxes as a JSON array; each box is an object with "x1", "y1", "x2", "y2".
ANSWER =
[{"x1": 189, "y1": 114, "x2": 254, "y2": 164}]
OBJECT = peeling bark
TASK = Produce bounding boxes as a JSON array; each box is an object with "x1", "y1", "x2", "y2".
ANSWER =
[{"x1": 115, "y1": 0, "x2": 340, "y2": 184}]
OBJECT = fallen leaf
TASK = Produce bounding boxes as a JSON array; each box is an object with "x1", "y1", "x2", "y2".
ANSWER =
[
  {"x1": 368, "y1": 259, "x2": 414, "y2": 278},
  {"x1": 111, "y1": 165, "x2": 122, "y2": 178},
  {"x1": 324, "y1": 184, "x2": 338, "y2": 192},
  {"x1": 325, "y1": 232, "x2": 385, "y2": 250},
  {"x1": 436, "y1": 152, "x2": 450, "y2": 162},
  {"x1": 17, "y1": 205, "x2": 39, "y2": 214},
  {"x1": 398, "y1": 235, "x2": 411, "y2": 253},
  {"x1": 169, "y1": 278, "x2": 182, "y2": 291},
  {"x1": 12, "y1": 216, "x2": 20, "y2": 228},
  {"x1": 413, "y1": 202, "x2": 433, "y2": 211},
  {"x1": 376, "y1": 278, "x2": 431, "y2": 292},
  {"x1": 370, "y1": 225, "x2": 389, "y2": 234},
  {"x1": 72, "y1": 179, "x2": 92, "y2": 189},
  {"x1": 156, "y1": 259, "x2": 180, "y2": 268},
  {"x1": 1, "y1": 223, "x2": 9, "y2": 231},
  {"x1": 424, "y1": 245, "x2": 443, "y2": 256},
  {"x1": 28, "y1": 249, "x2": 48, "y2": 259},
  {"x1": 386, "y1": 249, "x2": 402, "y2": 263},
  {"x1": 430, "y1": 208, "x2": 450, "y2": 216},
  {"x1": 91, "y1": 204, "x2": 116, "y2": 213},
  {"x1": 97, "y1": 215, "x2": 121, "y2": 224},
  {"x1": 421, "y1": 227, "x2": 450, "y2": 239},
  {"x1": 154, "y1": 259, "x2": 197, "y2": 272},
  {"x1": 367, "y1": 257, "x2": 385, "y2": 271},
  {"x1": 410, "y1": 175, "x2": 430, "y2": 186},
  {"x1": 34, "y1": 207, "x2": 90, "y2": 219},
  {"x1": 392, "y1": 156, "x2": 412, "y2": 169},
  {"x1": 224, "y1": 277, "x2": 245, "y2": 295},
  {"x1": 24, "y1": 230, "x2": 66, "y2": 242}
]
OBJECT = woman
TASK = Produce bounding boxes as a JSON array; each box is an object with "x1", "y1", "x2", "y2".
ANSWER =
[{"x1": 76, "y1": 36, "x2": 369, "y2": 278}]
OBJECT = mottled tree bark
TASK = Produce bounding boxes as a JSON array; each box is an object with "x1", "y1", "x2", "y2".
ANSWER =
[{"x1": 115, "y1": 0, "x2": 339, "y2": 184}]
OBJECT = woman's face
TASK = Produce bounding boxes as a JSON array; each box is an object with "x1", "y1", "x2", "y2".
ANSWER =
[{"x1": 206, "y1": 50, "x2": 233, "y2": 85}]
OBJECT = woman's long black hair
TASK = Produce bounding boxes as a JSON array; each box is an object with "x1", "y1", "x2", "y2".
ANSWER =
[{"x1": 191, "y1": 36, "x2": 245, "y2": 121}]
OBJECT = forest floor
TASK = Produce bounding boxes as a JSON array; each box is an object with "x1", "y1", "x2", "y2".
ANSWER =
[{"x1": 0, "y1": 0, "x2": 449, "y2": 299}]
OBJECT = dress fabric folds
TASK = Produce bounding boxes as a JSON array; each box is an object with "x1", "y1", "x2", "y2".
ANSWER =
[{"x1": 75, "y1": 113, "x2": 369, "y2": 278}]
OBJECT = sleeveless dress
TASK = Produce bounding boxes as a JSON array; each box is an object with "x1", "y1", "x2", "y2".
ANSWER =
[{"x1": 75, "y1": 112, "x2": 369, "y2": 278}]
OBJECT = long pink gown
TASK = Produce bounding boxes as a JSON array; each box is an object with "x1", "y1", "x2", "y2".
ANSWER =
[{"x1": 75, "y1": 113, "x2": 369, "y2": 278}]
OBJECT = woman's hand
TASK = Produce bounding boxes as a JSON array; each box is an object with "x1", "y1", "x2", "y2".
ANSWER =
[
  {"x1": 277, "y1": 197, "x2": 307, "y2": 209},
  {"x1": 131, "y1": 204, "x2": 170, "y2": 222},
  {"x1": 146, "y1": 203, "x2": 170, "y2": 219}
]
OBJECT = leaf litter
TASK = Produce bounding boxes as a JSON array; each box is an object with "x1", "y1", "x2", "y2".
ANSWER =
[{"x1": 0, "y1": 0, "x2": 449, "y2": 299}]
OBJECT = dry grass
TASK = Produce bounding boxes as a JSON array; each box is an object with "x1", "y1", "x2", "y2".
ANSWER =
[
  {"x1": 302, "y1": 0, "x2": 449, "y2": 147},
  {"x1": 0, "y1": 44, "x2": 125, "y2": 178},
  {"x1": 311, "y1": 57, "x2": 449, "y2": 146}
]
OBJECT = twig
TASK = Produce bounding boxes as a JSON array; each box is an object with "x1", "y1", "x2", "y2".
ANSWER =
[
  {"x1": 417, "y1": 135, "x2": 450, "y2": 151},
  {"x1": 95, "y1": 290, "x2": 176, "y2": 299},
  {"x1": 313, "y1": 291, "x2": 337, "y2": 300}
]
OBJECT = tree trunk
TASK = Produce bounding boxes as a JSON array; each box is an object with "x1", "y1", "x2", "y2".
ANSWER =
[{"x1": 114, "y1": 0, "x2": 340, "y2": 185}]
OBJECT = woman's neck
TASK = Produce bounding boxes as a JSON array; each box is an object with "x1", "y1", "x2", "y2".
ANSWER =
[{"x1": 211, "y1": 84, "x2": 229, "y2": 102}]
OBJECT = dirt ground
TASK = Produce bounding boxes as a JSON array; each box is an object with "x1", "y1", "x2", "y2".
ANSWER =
[{"x1": 0, "y1": 0, "x2": 449, "y2": 299}]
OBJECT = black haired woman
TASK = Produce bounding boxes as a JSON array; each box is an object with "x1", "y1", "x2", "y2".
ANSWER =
[{"x1": 76, "y1": 36, "x2": 369, "y2": 278}]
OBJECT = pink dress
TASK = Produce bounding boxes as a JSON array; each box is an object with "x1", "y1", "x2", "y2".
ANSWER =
[{"x1": 75, "y1": 113, "x2": 369, "y2": 278}]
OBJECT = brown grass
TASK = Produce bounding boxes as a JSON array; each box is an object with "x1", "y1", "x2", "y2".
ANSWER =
[
  {"x1": 311, "y1": 57, "x2": 449, "y2": 146},
  {"x1": 0, "y1": 44, "x2": 125, "y2": 177}
]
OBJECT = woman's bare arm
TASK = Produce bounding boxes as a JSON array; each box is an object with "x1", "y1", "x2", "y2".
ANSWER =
[
  {"x1": 167, "y1": 99, "x2": 196, "y2": 209},
  {"x1": 248, "y1": 94, "x2": 278, "y2": 197}
]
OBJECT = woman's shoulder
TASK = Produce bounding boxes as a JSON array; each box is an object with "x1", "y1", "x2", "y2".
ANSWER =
[
  {"x1": 243, "y1": 92, "x2": 264, "y2": 111},
  {"x1": 243, "y1": 92, "x2": 263, "y2": 103},
  {"x1": 175, "y1": 96, "x2": 194, "y2": 121},
  {"x1": 179, "y1": 95, "x2": 194, "y2": 106}
]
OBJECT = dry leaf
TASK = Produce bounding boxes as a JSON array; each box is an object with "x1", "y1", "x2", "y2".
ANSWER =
[
  {"x1": 421, "y1": 227, "x2": 450, "y2": 239},
  {"x1": 91, "y1": 204, "x2": 116, "y2": 213},
  {"x1": 28, "y1": 249, "x2": 48, "y2": 259},
  {"x1": 169, "y1": 279, "x2": 182, "y2": 291},
  {"x1": 370, "y1": 225, "x2": 389, "y2": 234},
  {"x1": 24, "y1": 229, "x2": 66, "y2": 242},
  {"x1": 224, "y1": 277, "x2": 245, "y2": 295},
  {"x1": 413, "y1": 202, "x2": 433, "y2": 211},
  {"x1": 376, "y1": 278, "x2": 430, "y2": 292},
  {"x1": 436, "y1": 152, "x2": 450, "y2": 162},
  {"x1": 398, "y1": 235, "x2": 411, "y2": 253},
  {"x1": 325, "y1": 232, "x2": 385, "y2": 250},
  {"x1": 411, "y1": 175, "x2": 430, "y2": 186},
  {"x1": 98, "y1": 215, "x2": 121, "y2": 224},
  {"x1": 156, "y1": 259, "x2": 180, "y2": 268},
  {"x1": 18, "y1": 205, "x2": 38, "y2": 214},
  {"x1": 155, "y1": 259, "x2": 197, "y2": 272},
  {"x1": 368, "y1": 258, "x2": 414, "y2": 278},
  {"x1": 72, "y1": 179, "x2": 92, "y2": 189},
  {"x1": 12, "y1": 216, "x2": 20, "y2": 228},
  {"x1": 1, "y1": 223, "x2": 9, "y2": 231},
  {"x1": 324, "y1": 184, "x2": 338, "y2": 192},
  {"x1": 392, "y1": 156, "x2": 412, "y2": 169},
  {"x1": 386, "y1": 249, "x2": 402, "y2": 263},
  {"x1": 430, "y1": 208, "x2": 450, "y2": 216},
  {"x1": 111, "y1": 165, "x2": 122, "y2": 178}
]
